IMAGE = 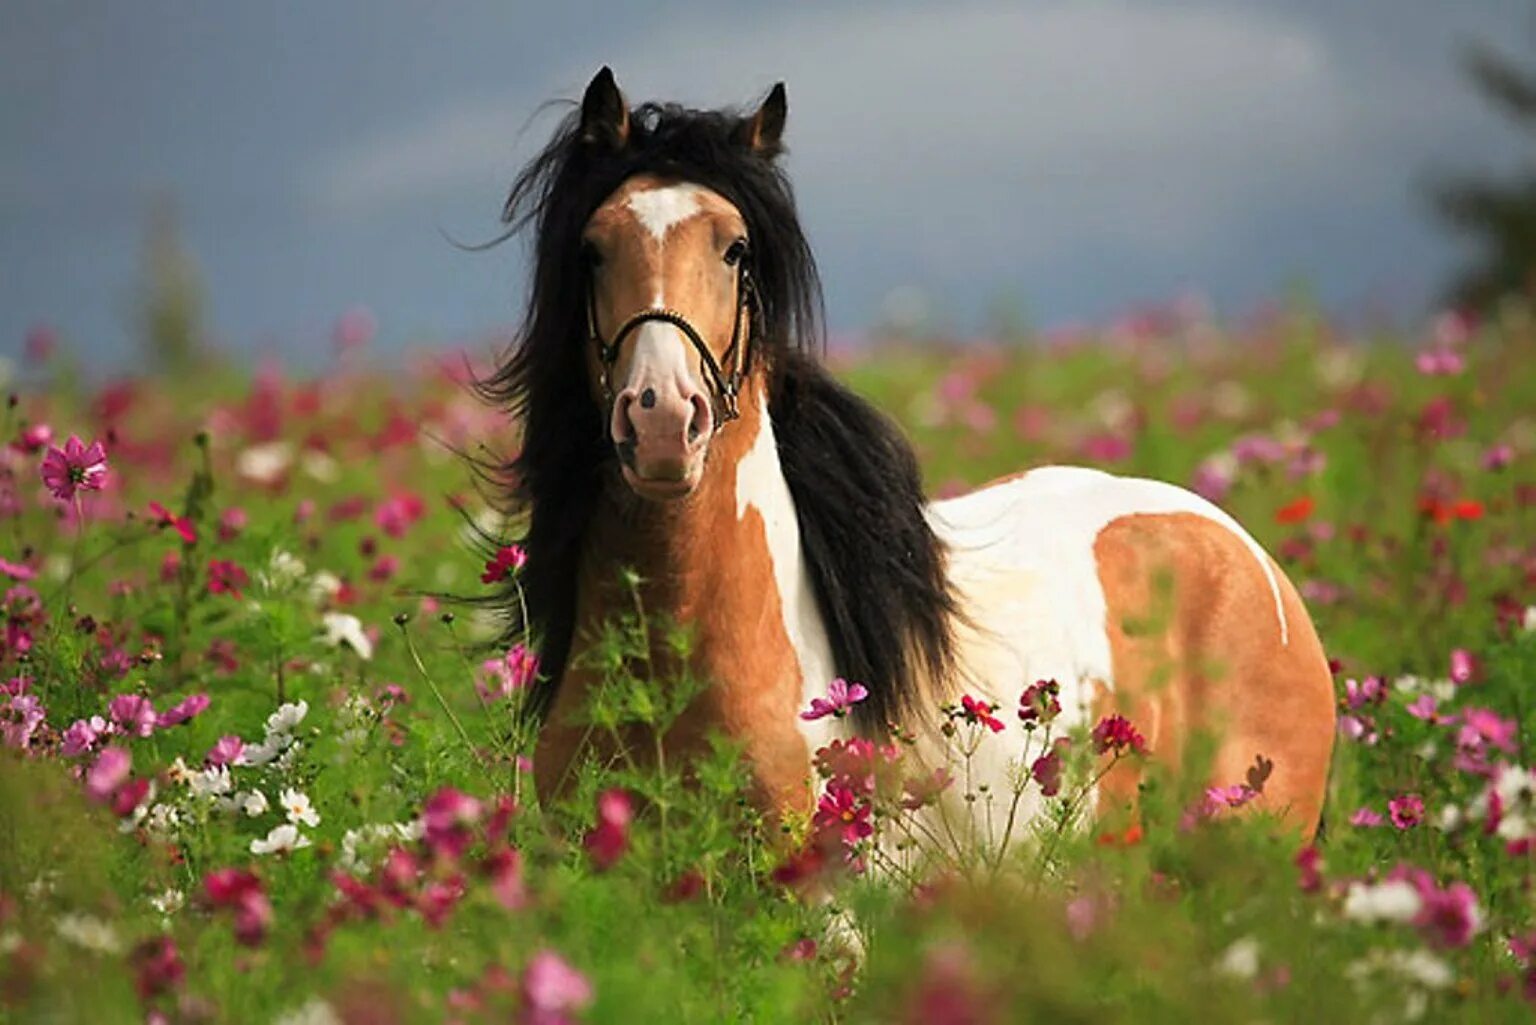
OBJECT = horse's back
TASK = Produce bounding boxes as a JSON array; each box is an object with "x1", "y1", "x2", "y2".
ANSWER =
[{"x1": 927, "y1": 465, "x2": 1335, "y2": 836}]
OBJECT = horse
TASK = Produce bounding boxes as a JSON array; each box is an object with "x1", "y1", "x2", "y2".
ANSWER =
[{"x1": 481, "y1": 67, "x2": 1337, "y2": 846}]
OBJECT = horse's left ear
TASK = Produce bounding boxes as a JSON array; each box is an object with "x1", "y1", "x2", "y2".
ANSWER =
[{"x1": 737, "y1": 82, "x2": 787, "y2": 157}]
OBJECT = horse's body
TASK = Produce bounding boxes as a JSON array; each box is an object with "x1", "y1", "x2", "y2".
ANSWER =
[{"x1": 493, "y1": 69, "x2": 1335, "y2": 843}]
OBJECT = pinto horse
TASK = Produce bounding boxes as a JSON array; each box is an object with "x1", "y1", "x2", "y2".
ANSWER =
[{"x1": 483, "y1": 67, "x2": 1336, "y2": 842}]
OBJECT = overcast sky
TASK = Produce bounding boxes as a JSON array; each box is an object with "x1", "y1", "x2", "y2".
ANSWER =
[{"x1": 2, "y1": 1, "x2": 1531, "y2": 368}]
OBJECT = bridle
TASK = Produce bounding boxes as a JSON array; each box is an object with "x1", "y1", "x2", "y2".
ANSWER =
[{"x1": 586, "y1": 255, "x2": 758, "y2": 426}]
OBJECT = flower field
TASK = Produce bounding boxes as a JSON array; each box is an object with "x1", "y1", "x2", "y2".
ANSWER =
[{"x1": 3, "y1": 302, "x2": 1536, "y2": 1023}]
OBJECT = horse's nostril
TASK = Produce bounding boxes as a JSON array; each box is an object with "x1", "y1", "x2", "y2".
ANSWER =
[{"x1": 639, "y1": 387, "x2": 656, "y2": 410}]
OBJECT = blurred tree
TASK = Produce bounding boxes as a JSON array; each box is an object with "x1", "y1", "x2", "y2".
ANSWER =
[{"x1": 136, "y1": 195, "x2": 208, "y2": 375}]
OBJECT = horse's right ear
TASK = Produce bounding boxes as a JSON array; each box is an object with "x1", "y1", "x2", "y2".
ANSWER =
[{"x1": 580, "y1": 67, "x2": 629, "y2": 150}]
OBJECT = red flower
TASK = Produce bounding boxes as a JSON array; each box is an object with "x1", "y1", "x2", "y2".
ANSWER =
[
  {"x1": 1018, "y1": 679, "x2": 1061, "y2": 727},
  {"x1": 1295, "y1": 844, "x2": 1323, "y2": 893},
  {"x1": 1274, "y1": 495, "x2": 1315, "y2": 525},
  {"x1": 481, "y1": 544, "x2": 528, "y2": 584},
  {"x1": 40, "y1": 435, "x2": 108, "y2": 501},
  {"x1": 1090, "y1": 714, "x2": 1147, "y2": 756},
  {"x1": 207, "y1": 559, "x2": 249, "y2": 599},
  {"x1": 1030, "y1": 741, "x2": 1068, "y2": 797},
  {"x1": 146, "y1": 501, "x2": 197, "y2": 545},
  {"x1": 584, "y1": 789, "x2": 633, "y2": 870},
  {"x1": 955, "y1": 694, "x2": 1006, "y2": 733}
]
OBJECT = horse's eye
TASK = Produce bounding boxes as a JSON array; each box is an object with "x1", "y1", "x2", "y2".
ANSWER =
[{"x1": 723, "y1": 238, "x2": 748, "y2": 267}]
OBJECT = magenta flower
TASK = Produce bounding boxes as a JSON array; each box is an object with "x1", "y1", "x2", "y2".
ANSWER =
[
  {"x1": 1413, "y1": 878, "x2": 1482, "y2": 949},
  {"x1": 0, "y1": 693, "x2": 44, "y2": 749},
  {"x1": 203, "y1": 868, "x2": 272, "y2": 946},
  {"x1": 1449, "y1": 648, "x2": 1478, "y2": 686},
  {"x1": 1091, "y1": 713, "x2": 1147, "y2": 756},
  {"x1": 39, "y1": 435, "x2": 108, "y2": 501},
  {"x1": 16, "y1": 423, "x2": 52, "y2": 453},
  {"x1": 478, "y1": 645, "x2": 540, "y2": 702},
  {"x1": 61, "y1": 715, "x2": 107, "y2": 756},
  {"x1": 206, "y1": 559, "x2": 249, "y2": 599},
  {"x1": 813, "y1": 783, "x2": 873, "y2": 847},
  {"x1": 422, "y1": 786, "x2": 484, "y2": 862},
  {"x1": 1388, "y1": 793, "x2": 1425, "y2": 829},
  {"x1": 109, "y1": 693, "x2": 158, "y2": 738},
  {"x1": 1415, "y1": 349, "x2": 1465, "y2": 376},
  {"x1": 156, "y1": 693, "x2": 209, "y2": 728},
  {"x1": 801, "y1": 677, "x2": 869, "y2": 721},
  {"x1": 1461, "y1": 708, "x2": 1518, "y2": 753},
  {"x1": 147, "y1": 501, "x2": 198, "y2": 546},
  {"x1": 584, "y1": 788, "x2": 633, "y2": 870},
  {"x1": 1405, "y1": 694, "x2": 1439, "y2": 722},
  {"x1": 481, "y1": 544, "x2": 528, "y2": 584},
  {"x1": 1030, "y1": 744, "x2": 1066, "y2": 797},
  {"x1": 205, "y1": 735, "x2": 245, "y2": 767},
  {"x1": 521, "y1": 950, "x2": 594, "y2": 1025},
  {"x1": 0, "y1": 558, "x2": 35, "y2": 581}
]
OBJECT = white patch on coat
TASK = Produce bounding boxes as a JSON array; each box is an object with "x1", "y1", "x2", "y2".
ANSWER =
[
  {"x1": 733, "y1": 391, "x2": 840, "y2": 754},
  {"x1": 625, "y1": 184, "x2": 704, "y2": 242},
  {"x1": 614, "y1": 320, "x2": 697, "y2": 412},
  {"x1": 927, "y1": 465, "x2": 1287, "y2": 715}
]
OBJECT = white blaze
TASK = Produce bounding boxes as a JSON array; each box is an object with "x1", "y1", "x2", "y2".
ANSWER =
[{"x1": 625, "y1": 184, "x2": 704, "y2": 242}]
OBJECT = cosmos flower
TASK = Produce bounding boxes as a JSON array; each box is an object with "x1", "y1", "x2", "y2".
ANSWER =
[
  {"x1": 801, "y1": 678, "x2": 869, "y2": 721},
  {"x1": 251, "y1": 823, "x2": 312, "y2": 856},
  {"x1": 1091, "y1": 714, "x2": 1147, "y2": 756},
  {"x1": 39, "y1": 435, "x2": 108, "y2": 501}
]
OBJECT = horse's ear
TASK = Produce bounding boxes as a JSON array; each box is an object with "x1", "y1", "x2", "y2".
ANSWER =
[
  {"x1": 737, "y1": 82, "x2": 787, "y2": 157},
  {"x1": 580, "y1": 66, "x2": 629, "y2": 150}
]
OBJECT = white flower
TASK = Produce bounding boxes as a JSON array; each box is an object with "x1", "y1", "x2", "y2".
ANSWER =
[
  {"x1": 251, "y1": 823, "x2": 312, "y2": 856},
  {"x1": 240, "y1": 790, "x2": 270, "y2": 817},
  {"x1": 309, "y1": 571, "x2": 343, "y2": 604},
  {"x1": 275, "y1": 740, "x2": 304, "y2": 772},
  {"x1": 238, "y1": 739, "x2": 281, "y2": 768},
  {"x1": 150, "y1": 888, "x2": 185, "y2": 916},
  {"x1": 300, "y1": 450, "x2": 339, "y2": 483},
  {"x1": 1523, "y1": 605, "x2": 1536, "y2": 632},
  {"x1": 261, "y1": 550, "x2": 308, "y2": 592},
  {"x1": 280, "y1": 787, "x2": 320, "y2": 827},
  {"x1": 1435, "y1": 804, "x2": 1464, "y2": 833},
  {"x1": 1494, "y1": 765, "x2": 1536, "y2": 842},
  {"x1": 189, "y1": 765, "x2": 233, "y2": 799},
  {"x1": 1342, "y1": 879, "x2": 1423, "y2": 924},
  {"x1": 54, "y1": 913, "x2": 122, "y2": 954},
  {"x1": 165, "y1": 757, "x2": 194, "y2": 786},
  {"x1": 236, "y1": 441, "x2": 293, "y2": 485},
  {"x1": 1214, "y1": 936, "x2": 1261, "y2": 980},
  {"x1": 321, "y1": 612, "x2": 374, "y2": 661},
  {"x1": 1346, "y1": 947, "x2": 1454, "y2": 989},
  {"x1": 273, "y1": 997, "x2": 343, "y2": 1025},
  {"x1": 146, "y1": 803, "x2": 180, "y2": 838},
  {"x1": 267, "y1": 700, "x2": 309, "y2": 735}
]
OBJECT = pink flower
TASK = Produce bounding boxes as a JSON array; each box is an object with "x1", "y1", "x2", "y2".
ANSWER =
[
  {"x1": 374, "y1": 493, "x2": 425, "y2": 538},
  {"x1": 130, "y1": 935, "x2": 185, "y2": 1001},
  {"x1": 584, "y1": 789, "x2": 633, "y2": 870},
  {"x1": 205, "y1": 735, "x2": 245, "y2": 767},
  {"x1": 1482, "y1": 443, "x2": 1515, "y2": 472},
  {"x1": 217, "y1": 506, "x2": 248, "y2": 541},
  {"x1": 481, "y1": 544, "x2": 528, "y2": 584},
  {"x1": 1342, "y1": 676, "x2": 1385, "y2": 709},
  {"x1": 484, "y1": 847, "x2": 527, "y2": 911},
  {"x1": 1018, "y1": 679, "x2": 1061, "y2": 727},
  {"x1": 422, "y1": 787, "x2": 484, "y2": 862},
  {"x1": 1295, "y1": 845, "x2": 1324, "y2": 892},
  {"x1": 520, "y1": 950, "x2": 593, "y2": 1025},
  {"x1": 16, "y1": 423, "x2": 52, "y2": 453},
  {"x1": 86, "y1": 746, "x2": 132, "y2": 800},
  {"x1": 1388, "y1": 793, "x2": 1425, "y2": 829},
  {"x1": 954, "y1": 693, "x2": 1006, "y2": 733},
  {"x1": 1406, "y1": 694, "x2": 1439, "y2": 722},
  {"x1": 1349, "y1": 807, "x2": 1385, "y2": 828},
  {"x1": 61, "y1": 715, "x2": 107, "y2": 756},
  {"x1": 813, "y1": 783, "x2": 873, "y2": 847},
  {"x1": 156, "y1": 693, "x2": 209, "y2": 728},
  {"x1": 478, "y1": 645, "x2": 540, "y2": 702},
  {"x1": 1090, "y1": 714, "x2": 1147, "y2": 756},
  {"x1": 1461, "y1": 708, "x2": 1518, "y2": 753},
  {"x1": 0, "y1": 693, "x2": 44, "y2": 749},
  {"x1": 39, "y1": 435, "x2": 108, "y2": 501},
  {"x1": 800, "y1": 677, "x2": 869, "y2": 721},
  {"x1": 1416, "y1": 349, "x2": 1465, "y2": 376},
  {"x1": 108, "y1": 693, "x2": 158, "y2": 738},
  {"x1": 1449, "y1": 648, "x2": 1478, "y2": 686},
  {"x1": 0, "y1": 558, "x2": 35, "y2": 581}
]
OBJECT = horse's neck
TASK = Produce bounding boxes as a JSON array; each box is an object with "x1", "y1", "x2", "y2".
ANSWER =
[{"x1": 571, "y1": 386, "x2": 836, "y2": 806}]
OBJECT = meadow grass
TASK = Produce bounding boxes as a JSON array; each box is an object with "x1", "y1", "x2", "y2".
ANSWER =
[{"x1": 2, "y1": 302, "x2": 1535, "y2": 1022}]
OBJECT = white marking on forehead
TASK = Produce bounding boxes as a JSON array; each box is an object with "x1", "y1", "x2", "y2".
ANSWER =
[{"x1": 625, "y1": 184, "x2": 705, "y2": 242}]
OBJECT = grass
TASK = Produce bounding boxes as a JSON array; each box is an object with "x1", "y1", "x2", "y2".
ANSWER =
[{"x1": 1, "y1": 300, "x2": 1535, "y2": 1022}]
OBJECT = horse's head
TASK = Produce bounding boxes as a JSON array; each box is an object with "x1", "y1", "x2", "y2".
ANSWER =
[{"x1": 576, "y1": 68, "x2": 787, "y2": 501}]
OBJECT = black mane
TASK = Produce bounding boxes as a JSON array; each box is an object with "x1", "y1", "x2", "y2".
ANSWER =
[{"x1": 479, "y1": 88, "x2": 956, "y2": 733}]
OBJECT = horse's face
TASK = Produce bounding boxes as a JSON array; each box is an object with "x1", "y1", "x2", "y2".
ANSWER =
[{"x1": 583, "y1": 175, "x2": 750, "y2": 501}]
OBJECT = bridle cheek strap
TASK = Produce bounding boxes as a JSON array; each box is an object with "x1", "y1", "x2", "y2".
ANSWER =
[{"x1": 588, "y1": 262, "x2": 757, "y2": 427}]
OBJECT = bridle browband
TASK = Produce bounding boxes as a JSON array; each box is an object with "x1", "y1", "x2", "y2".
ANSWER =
[{"x1": 586, "y1": 256, "x2": 758, "y2": 426}]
